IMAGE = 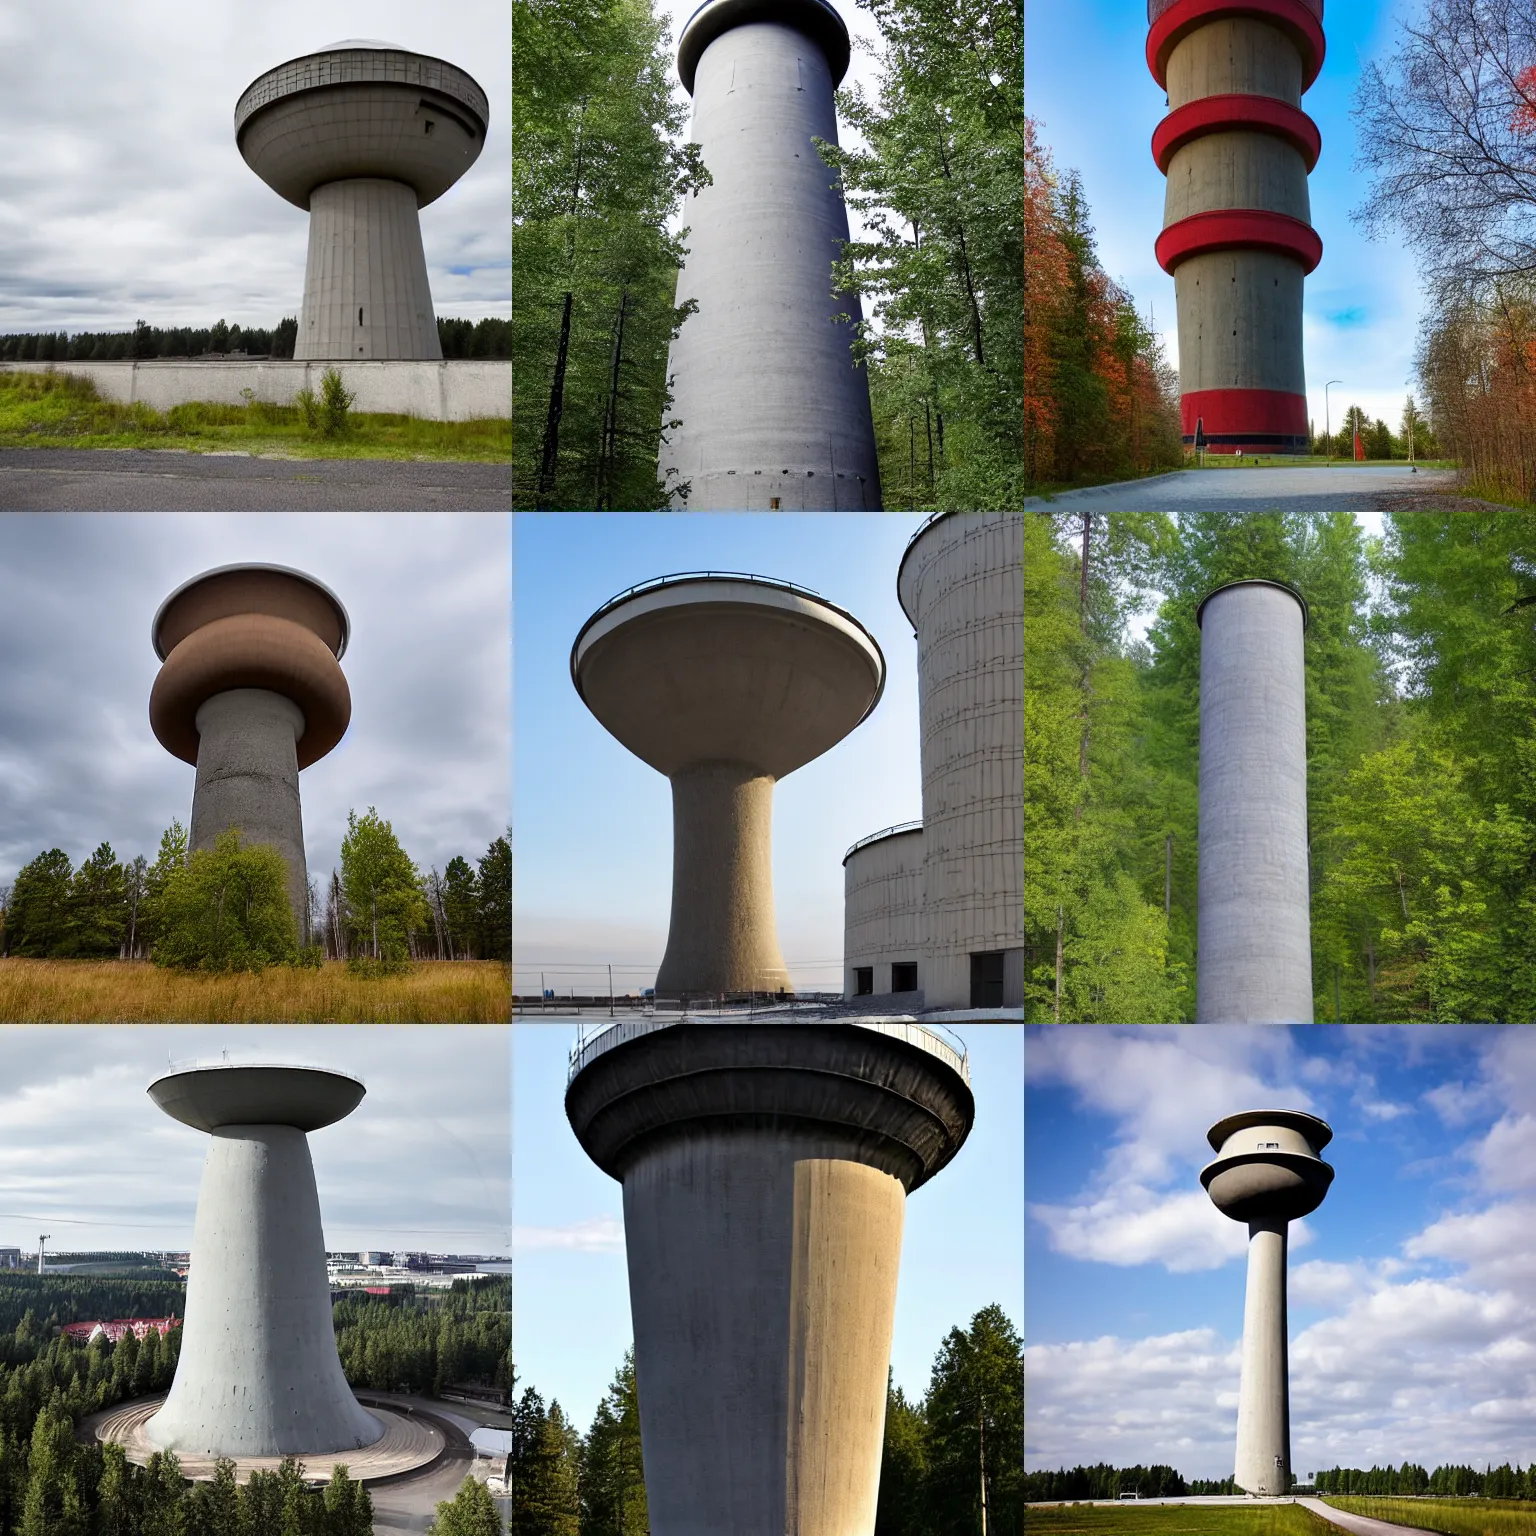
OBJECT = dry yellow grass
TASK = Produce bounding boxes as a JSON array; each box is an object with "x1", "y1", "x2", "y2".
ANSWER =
[{"x1": 0, "y1": 958, "x2": 510, "y2": 1023}]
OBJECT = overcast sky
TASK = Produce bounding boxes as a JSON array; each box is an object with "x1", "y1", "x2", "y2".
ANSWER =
[
  {"x1": 0, "y1": 1, "x2": 509, "y2": 335},
  {"x1": 1027, "y1": 1025, "x2": 1536, "y2": 1478},
  {"x1": 0, "y1": 1024, "x2": 509, "y2": 1255},
  {"x1": 0, "y1": 513, "x2": 509, "y2": 896}
]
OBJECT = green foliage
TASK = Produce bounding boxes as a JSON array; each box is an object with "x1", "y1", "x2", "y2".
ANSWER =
[
  {"x1": 152, "y1": 830, "x2": 298, "y2": 973},
  {"x1": 3, "y1": 850, "x2": 74, "y2": 958},
  {"x1": 333, "y1": 1280, "x2": 511, "y2": 1398},
  {"x1": 512, "y1": 0, "x2": 707, "y2": 508},
  {"x1": 477, "y1": 835, "x2": 512, "y2": 963},
  {"x1": 510, "y1": 1388, "x2": 580, "y2": 1535},
  {"x1": 429, "y1": 1476, "x2": 506, "y2": 1536},
  {"x1": 442, "y1": 857, "x2": 482, "y2": 960},
  {"x1": 339, "y1": 808, "x2": 428, "y2": 964},
  {"x1": 317, "y1": 367, "x2": 355, "y2": 436},
  {"x1": 579, "y1": 1351, "x2": 646, "y2": 1536}
]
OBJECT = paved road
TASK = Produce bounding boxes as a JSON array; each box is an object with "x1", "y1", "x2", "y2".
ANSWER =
[
  {"x1": 1298, "y1": 1496, "x2": 1444, "y2": 1536},
  {"x1": 363, "y1": 1393, "x2": 509, "y2": 1536},
  {"x1": 1024, "y1": 466, "x2": 1461, "y2": 510},
  {"x1": 0, "y1": 449, "x2": 511, "y2": 509}
]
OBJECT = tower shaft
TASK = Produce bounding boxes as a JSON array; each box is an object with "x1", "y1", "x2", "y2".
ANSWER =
[{"x1": 1236, "y1": 1218, "x2": 1290, "y2": 1494}]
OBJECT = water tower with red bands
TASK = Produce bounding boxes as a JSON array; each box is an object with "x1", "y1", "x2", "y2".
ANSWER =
[{"x1": 1148, "y1": 0, "x2": 1325, "y2": 455}]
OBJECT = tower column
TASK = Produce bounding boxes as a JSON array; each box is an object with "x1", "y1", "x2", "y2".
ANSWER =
[{"x1": 1236, "y1": 1217, "x2": 1289, "y2": 1494}]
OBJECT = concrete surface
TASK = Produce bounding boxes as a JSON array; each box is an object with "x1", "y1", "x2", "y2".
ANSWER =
[
  {"x1": 0, "y1": 360, "x2": 512, "y2": 420},
  {"x1": 664, "y1": 4, "x2": 881, "y2": 509},
  {"x1": 572, "y1": 575, "x2": 884, "y2": 997},
  {"x1": 149, "y1": 1063, "x2": 365, "y2": 1134},
  {"x1": 0, "y1": 449, "x2": 511, "y2": 510},
  {"x1": 236, "y1": 46, "x2": 488, "y2": 362},
  {"x1": 1173, "y1": 248, "x2": 1308, "y2": 399},
  {"x1": 1201, "y1": 1110, "x2": 1334, "y2": 1497},
  {"x1": 843, "y1": 825, "x2": 925, "y2": 999},
  {"x1": 1023, "y1": 466, "x2": 1460, "y2": 508},
  {"x1": 896, "y1": 512, "x2": 1024, "y2": 1010},
  {"x1": 566, "y1": 1022, "x2": 973, "y2": 1536},
  {"x1": 147, "y1": 1084, "x2": 383, "y2": 1456},
  {"x1": 1196, "y1": 580, "x2": 1312, "y2": 1022}
]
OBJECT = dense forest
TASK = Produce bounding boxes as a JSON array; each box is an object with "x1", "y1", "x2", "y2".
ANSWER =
[
  {"x1": 1024, "y1": 511, "x2": 1536, "y2": 1022},
  {"x1": 1023, "y1": 1463, "x2": 1235, "y2": 1500},
  {"x1": 0, "y1": 816, "x2": 512, "y2": 969},
  {"x1": 1024, "y1": 121, "x2": 1182, "y2": 493},
  {"x1": 509, "y1": 1303, "x2": 1023, "y2": 1535},
  {"x1": 1028, "y1": 1461, "x2": 1536, "y2": 1500},
  {"x1": 0, "y1": 316, "x2": 511, "y2": 362}
]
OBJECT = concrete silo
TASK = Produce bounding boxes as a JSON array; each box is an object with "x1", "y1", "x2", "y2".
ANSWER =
[
  {"x1": 1148, "y1": 0, "x2": 1325, "y2": 454},
  {"x1": 145, "y1": 1064, "x2": 383, "y2": 1457},
  {"x1": 842, "y1": 822, "x2": 924, "y2": 999},
  {"x1": 571, "y1": 573, "x2": 885, "y2": 997},
  {"x1": 237, "y1": 43, "x2": 488, "y2": 360},
  {"x1": 895, "y1": 512, "x2": 1023, "y2": 1009},
  {"x1": 149, "y1": 564, "x2": 351, "y2": 944},
  {"x1": 1202, "y1": 1109, "x2": 1334, "y2": 1494},
  {"x1": 663, "y1": 0, "x2": 882, "y2": 510},
  {"x1": 1196, "y1": 579, "x2": 1312, "y2": 1022}
]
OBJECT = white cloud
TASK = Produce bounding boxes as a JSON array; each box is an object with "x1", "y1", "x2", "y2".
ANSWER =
[{"x1": 514, "y1": 1216, "x2": 624, "y2": 1254}]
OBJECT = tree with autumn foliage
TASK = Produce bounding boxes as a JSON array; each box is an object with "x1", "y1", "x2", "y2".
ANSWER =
[{"x1": 1024, "y1": 125, "x2": 1182, "y2": 493}]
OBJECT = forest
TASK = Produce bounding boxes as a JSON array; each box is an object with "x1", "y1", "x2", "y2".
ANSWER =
[
  {"x1": 0, "y1": 316, "x2": 511, "y2": 363},
  {"x1": 509, "y1": 1303, "x2": 1023, "y2": 1535},
  {"x1": 1024, "y1": 1461, "x2": 1536, "y2": 1499},
  {"x1": 0, "y1": 816, "x2": 512, "y2": 970},
  {"x1": 512, "y1": 0, "x2": 1020, "y2": 510},
  {"x1": 1024, "y1": 511, "x2": 1536, "y2": 1023}
]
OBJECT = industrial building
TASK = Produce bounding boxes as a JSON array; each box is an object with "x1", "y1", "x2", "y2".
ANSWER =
[
  {"x1": 148, "y1": 563, "x2": 352, "y2": 943},
  {"x1": 662, "y1": 0, "x2": 882, "y2": 509},
  {"x1": 1201, "y1": 1109, "x2": 1334, "y2": 1494},
  {"x1": 1148, "y1": 0, "x2": 1326, "y2": 453},
  {"x1": 143, "y1": 1063, "x2": 384, "y2": 1458},
  {"x1": 237, "y1": 43, "x2": 488, "y2": 361},
  {"x1": 844, "y1": 511, "x2": 1024, "y2": 1010}
]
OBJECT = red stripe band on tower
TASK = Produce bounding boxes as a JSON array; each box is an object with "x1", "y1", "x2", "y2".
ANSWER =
[
  {"x1": 1152, "y1": 94, "x2": 1321, "y2": 172},
  {"x1": 1147, "y1": 0, "x2": 1325, "y2": 92},
  {"x1": 1156, "y1": 208, "x2": 1322, "y2": 275},
  {"x1": 1182, "y1": 387, "x2": 1310, "y2": 452}
]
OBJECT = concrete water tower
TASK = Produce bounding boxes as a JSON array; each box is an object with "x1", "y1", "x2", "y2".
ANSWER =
[
  {"x1": 1202, "y1": 1109, "x2": 1333, "y2": 1495},
  {"x1": 571, "y1": 573, "x2": 885, "y2": 996},
  {"x1": 145, "y1": 1064, "x2": 383, "y2": 1457},
  {"x1": 663, "y1": 0, "x2": 882, "y2": 509},
  {"x1": 1196, "y1": 579, "x2": 1311, "y2": 1022},
  {"x1": 1148, "y1": 0, "x2": 1325, "y2": 453},
  {"x1": 236, "y1": 42, "x2": 488, "y2": 360},
  {"x1": 149, "y1": 564, "x2": 351, "y2": 943}
]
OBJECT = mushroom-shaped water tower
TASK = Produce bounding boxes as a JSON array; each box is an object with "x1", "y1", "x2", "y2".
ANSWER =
[
  {"x1": 236, "y1": 43, "x2": 488, "y2": 360},
  {"x1": 1202, "y1": 1109, "x2": 1334, "y2": 1495},
  {"x1": 571, "y1": 573, "x2": 885, "y2": 997},
  {"x1": 149, "y1": 564, "x2": 351, "y2": 942},
  {"x1": 144, "y1": 1064, "x2": 383, "y2": 1457}
]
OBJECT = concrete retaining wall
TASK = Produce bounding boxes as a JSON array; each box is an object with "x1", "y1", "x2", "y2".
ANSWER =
[{"x1": 0, "y1": 358, "x2": 510, "y2": 422}]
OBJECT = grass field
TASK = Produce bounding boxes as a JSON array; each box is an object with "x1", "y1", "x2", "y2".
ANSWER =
[
  {"x1": 0, "y1": 370, "x2": 510, "y2": 461},
  {"x1": 1025, "y1": 1504, "x2": 1338, "y2": 1536},
  {"x1": 1324, "y1": 1497, "x2": 1536, "y2": 1536},
  {"x1": 0, "y1": 958, "x2": 511, "y2": 1023}
]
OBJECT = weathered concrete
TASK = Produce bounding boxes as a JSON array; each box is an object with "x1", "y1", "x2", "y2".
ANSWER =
[
  {"x1": 236, "y1": 45, "x2": 489, "y2": 362},
  {"x1": 145, "y1": 1065, "x2": 383, "y2": 1458},
  {"x1": 843, "y1": 825, "x2": 925, "y2": 999},
  {"x1": 1196, "y1": 579, "x2": 1312, "y2": 1023},
  {"x1": 1173, "y1": 250, "x2": 1308, "y2": 398},
  {"x1": 149, "y1": 565, "x2": 352, "y2": 946},
  {"x1": 566, "y1": 1022, "x2": 973, "y2": 1536},
  {"x1": 0, "y1": 359, "x2": 511, "y2": 420},
  {"x1": 572, "y1": 575, "x2": 884, "y2": 997},
  {"x1": 896, "y1": 512, "x2": 1024, "y2": 1010},
  {"x1": 663, "y1": 2, "x2": 880, "y2": 510},
  {"x1": 1201, "y1": 1110, "x2": 1334, "y2": 1496}
]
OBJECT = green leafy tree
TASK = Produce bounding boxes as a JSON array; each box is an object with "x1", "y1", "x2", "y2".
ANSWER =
[
  {"x1": 579, "y1": 1350, "x2": 647, "y2": 1536},
  {"x1": 5, "y1": 849, "x2": 74, "y2": 957},
  {"x1": 477, "y1": 834, "x2": 512, "y2": 962},
  {"x1": 63, "y1": 842, "x2": 127, "y2": 957},
  {"x1": 442, "y1": 856, "x2": 482, "y2": 961},
  {"x1": 153, "y1": 830, "x2": 299, "y2": 972},
  {"x1": 874, "y1": 1379, "x2": 929, "y2": 1536},
  {"x1": 322, "y1": 1464, "x2": 373, "y2": 1536},
  {"x1": 430, "y1": 1475, "x2": 506, "y2": 1536},
  {"x1": 511, "y1": 1387, "x2": 580, "y2": 1535},
  {"x1": 19, "y1": 1400, "x2": 86, "y2": 1536},
  {"x1": 339, "y1": 808, "x2": 428, "y2": 966},
  {"x1": 95, "y1": 1441, "x2": 137, "y2": 1536},
  {"x1": 139, "y1": 819, "x2": 189, "y2": 957}
]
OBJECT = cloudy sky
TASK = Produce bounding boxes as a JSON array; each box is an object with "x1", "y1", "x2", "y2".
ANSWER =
[
  {"x1": 514, "y1": 1019, "x2": 1021, "y2": 1431},
  {"x1": 0, "y1": 1024, "x2": 509, "y2": 1255},
  {"x1": 0, "y1": 513, "x2": 509, "y2": 896},
  {"x1": 1028, "y1": 0, "x2": 1432, "y2": 432},
  {"x1": 0, "y1": 1, "x2": 509, "y2": 335},
  {"x1": 513, "y1": 512, "x2": 925, "y2": 996},
  {"x1": 1026, "y1": 1025, "x2": 1536, "y2": 1479}
]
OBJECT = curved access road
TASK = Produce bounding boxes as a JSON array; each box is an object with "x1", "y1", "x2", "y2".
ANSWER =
[
  {"x1": 1023, "y1": 466, "x2": 1488, "y2": 511},
  {"x1": 1298, "y1": 1496, "x2": 1447, "y2": 1536}
]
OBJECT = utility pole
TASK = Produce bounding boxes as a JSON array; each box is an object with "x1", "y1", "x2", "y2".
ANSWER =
[
  {"x1": 608, "y1": 963, "x2": 614, "y2": 1018},
  {"x1": 1324, "y1": 380, "x2": 1342, "y2": 466},
  {"x1": 978, "y1": 1388, "x2": 989, "y2": 1536}
]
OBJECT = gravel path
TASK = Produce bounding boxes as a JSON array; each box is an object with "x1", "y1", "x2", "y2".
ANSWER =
[
  {"x1": 1023, "y1": 466, "x2": 1479, "y2": 511},
  {"x1": 1298, "y1": 1496, "x2": 1446, "y2": 1536}
]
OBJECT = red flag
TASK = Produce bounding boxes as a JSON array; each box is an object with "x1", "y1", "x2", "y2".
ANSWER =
[{"x1": 1353, "y1": 427, "x2": 1365, "y2": 461}]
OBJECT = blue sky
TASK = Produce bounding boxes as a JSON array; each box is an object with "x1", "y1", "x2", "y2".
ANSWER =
[
  {"x1": 511, "y1": 513, "x2": 928, "y2": 996},
  {"x1": 513, "y1": 1018, "x2": 1022, "y2": 1433},
  {"x1": 1026, "y1": 1025, "x2": 1536, "y2": 1479},
  {"x1": 1027, "y1": 0, "x2": 1426, "y2": 433}
]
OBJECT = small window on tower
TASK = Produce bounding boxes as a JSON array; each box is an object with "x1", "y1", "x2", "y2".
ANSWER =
[{"x1": 359, "y1": 308, "x2": 364, "y2": 326}]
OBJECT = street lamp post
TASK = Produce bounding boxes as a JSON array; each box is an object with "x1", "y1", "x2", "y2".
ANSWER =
[{"x1": 1324, "y1": 381, "x2": 1342, "y2": 467}]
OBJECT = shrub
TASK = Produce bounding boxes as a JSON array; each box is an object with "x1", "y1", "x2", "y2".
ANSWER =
[{"x1": 152, "y1": 830, "x2": 298, "y2": 972}]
